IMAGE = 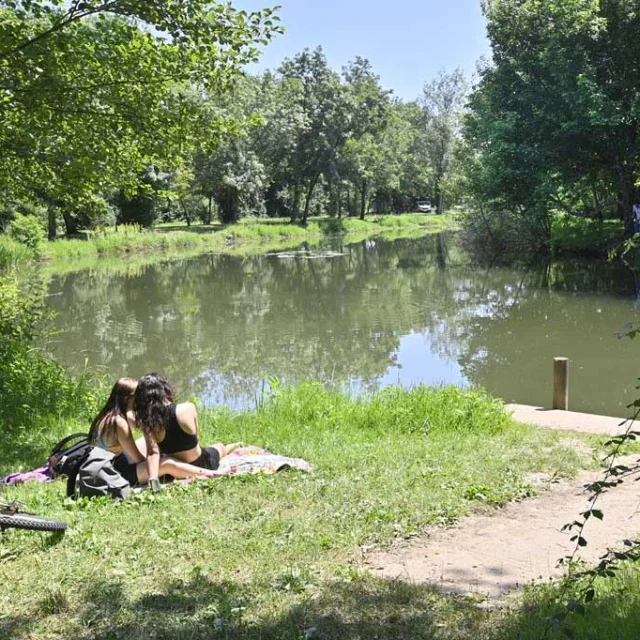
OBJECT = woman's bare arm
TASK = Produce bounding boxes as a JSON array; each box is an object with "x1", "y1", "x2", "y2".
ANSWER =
[
  {"x1": 143, "y1": 429, "x2": 161, "y2": 489},
  {"x1": 115, "y1": 417, "x2": 145, "y2": 464}
]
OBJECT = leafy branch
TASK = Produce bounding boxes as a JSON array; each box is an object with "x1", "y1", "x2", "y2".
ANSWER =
[{"x1": 552, "y1": 324, "x2": 640, "y2": 628}]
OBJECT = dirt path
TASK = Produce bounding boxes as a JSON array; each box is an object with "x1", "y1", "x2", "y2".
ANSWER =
[{"x1": 365, "y1": 408, "x2": 640, "y2": 599}]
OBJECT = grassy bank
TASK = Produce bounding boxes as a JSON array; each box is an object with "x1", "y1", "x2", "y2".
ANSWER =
[
  {"x1": 551, "y1": 215, "x2": 624, "y2": 257},
  {"x1": 480, "y1": 562, "x2": 640, "y2": 639},
  {"x1": 0, "y1": 214, "x2": 456, "y2": 272},
  {"x1": 1, "y1": 383, "x2": 593, "y2": 640}
]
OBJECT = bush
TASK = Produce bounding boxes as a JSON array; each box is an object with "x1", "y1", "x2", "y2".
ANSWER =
[
  {"x1": 0, "y1": 274, "x2": 96, "y2": 430},
  {"x1": 8, "y1": 213, "x2": 46, "y2": 254},
  {"x1": 551, "y1": 214, "x2": 624, "y2": 256},
  {"x1": 0, "y1": 236, "x2": 34, "y2": 269},
  {"x1": 460, "y1": 206, "x2": 552, "y2": 259}
]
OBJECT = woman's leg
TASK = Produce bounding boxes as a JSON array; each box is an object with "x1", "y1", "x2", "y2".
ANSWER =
[
  {"x1": 214, "y1": 442, "x2": 245, "y2": 458},
  {"x1": 136, "y1": 457, "x2": 215, "y2": 484}
]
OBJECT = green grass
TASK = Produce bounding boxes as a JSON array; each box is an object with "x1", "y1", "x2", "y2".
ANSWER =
[
  {"x1": 0, "y1": 383, "x2": 593, "y2": 640},
  {"x1": 34, "y1": 213, "x2": 454, "y2": 268},
  {"x1": 476, "y1": 560, "x2": 640, "y2": 640},
  {"x1": 551, "y1": 214, "x2": 625, "y2": 256},
  {"x1": 0, "y1": 236, "x2": 35, "y2": 270}
]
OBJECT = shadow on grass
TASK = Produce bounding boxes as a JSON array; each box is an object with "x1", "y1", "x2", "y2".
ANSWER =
[
  {"x1": 481, "y1": 580, "x2": 640, "y2": 640},
  {"x1": 1, "y1": 574, "x2": 486, "y2": 640},
  {"x1": 5, "y1": 570, "x2": 640, "y2": 640},
  {"x1": 0, "y1": 431, "x2": 58, "y2": 476}
]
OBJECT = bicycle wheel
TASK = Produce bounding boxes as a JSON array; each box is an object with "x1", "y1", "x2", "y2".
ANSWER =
[{"x1": 0, "y1": 513, "x2": 67, "y2": 532}]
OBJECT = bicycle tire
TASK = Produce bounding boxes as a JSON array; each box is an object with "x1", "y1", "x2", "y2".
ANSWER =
[{"x1": 0, "y1": 513, "x2": 67, "y2": 532}]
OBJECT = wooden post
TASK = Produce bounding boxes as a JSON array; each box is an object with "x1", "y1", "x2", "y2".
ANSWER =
[{"x1": 553, "y1": 357, "x2": 569, "y2": 411}]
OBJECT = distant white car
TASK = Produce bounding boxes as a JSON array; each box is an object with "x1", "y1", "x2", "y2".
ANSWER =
[{"x1": 416, "y1": 201, "x2": 433, "y2": 213}]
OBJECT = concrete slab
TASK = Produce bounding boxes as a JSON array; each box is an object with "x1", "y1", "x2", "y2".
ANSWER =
[{"x1": 507, "y1": 403, "x2": 631, "y2": 437}]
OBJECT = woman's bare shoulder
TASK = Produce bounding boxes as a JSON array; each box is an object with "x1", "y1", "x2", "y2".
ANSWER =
[
  {"x1": 114, "y1": 414, "x2": 133, "y2": 436},
  {"x1": 176, "y1": 401, "x2": 197, "y2": 415},
  {"x1": 175, "y1": 402, "x2": 198, "y2": 431}
]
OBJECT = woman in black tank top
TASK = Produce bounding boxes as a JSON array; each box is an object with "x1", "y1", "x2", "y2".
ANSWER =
[{"x1": 134, "y1": 373, "x2": 243, "y2": 486}]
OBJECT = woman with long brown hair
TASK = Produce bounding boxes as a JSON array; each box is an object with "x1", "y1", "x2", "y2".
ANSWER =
[{"x1": 90, "y1": 377, "x2": 218, "y2": 488}]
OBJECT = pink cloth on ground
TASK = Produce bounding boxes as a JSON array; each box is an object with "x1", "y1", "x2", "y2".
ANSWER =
[{"x1": 1, "y1": 464, "x2": 55, "y2": 486}]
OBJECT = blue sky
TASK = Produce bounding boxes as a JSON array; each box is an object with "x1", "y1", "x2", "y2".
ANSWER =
[{"x1": 234, "y1": 0, "x2": 490, "y2": 100}]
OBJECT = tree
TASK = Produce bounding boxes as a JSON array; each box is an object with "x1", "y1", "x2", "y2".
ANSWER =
[
  {"x1": 196, "y1": 139, "x2": 266, "y2": 223},
  {"x1": 0, "y1": 0, "x2": 281, "y2": 237},
  {"x1": 341, "y1": 57, "x2": 393, "y2": 219},
  {"x1": 420, "y1": 69, "x2": 467, "y2": 214},
  {"x1": 277, "y1": 47, "x2": 351, "y2": 224},
  {"x1": 393, "y1": 101, "x2": 434, "y2": 213},
  {"x1": 193, "y1": 75, "x2": 267, "y2": 223},
  {"x1": 466, "y1": 0, "x2": 640, "y2": 239}
]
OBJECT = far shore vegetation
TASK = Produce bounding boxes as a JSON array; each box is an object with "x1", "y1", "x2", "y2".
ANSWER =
[{"x1": 0, "y1": 213, "x2": 456, "y2": 272}]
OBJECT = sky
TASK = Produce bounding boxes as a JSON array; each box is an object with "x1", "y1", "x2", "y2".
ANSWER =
[{"x1": 233, "y1": 0, "x2": 491, "y2": 101}]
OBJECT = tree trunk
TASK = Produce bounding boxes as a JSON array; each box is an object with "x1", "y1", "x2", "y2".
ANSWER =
[
  {"x1": 302, "y1": 174, "x2": 320, "y2": 225},
  {"x1": 359, "y1": 179, "x2": 367, "y2": 221},
  {"x1": 62, "y1": 212, "x2": 80, "y2": 236},
  {"x1": 337, "y1": 182, "x2": 342, "y2": 219},
  {"x1": 47, "y1": 204, "x2": 56, "y2": 240},
  {"x1": 290, "y1": 179, "x2": 301, "y2": 223},
  {"x1": 619, "y1": 169, "x2": 637, "y2": 238},
  {"x1": 435, "y1": 183, "x2": 444, "y2": 215},
  {"x1": 206, "y1": 194, "x2": 213, "y2": 225},
  {"x1": 179, "y1": 199, "x2": 191, "y2": 227}
]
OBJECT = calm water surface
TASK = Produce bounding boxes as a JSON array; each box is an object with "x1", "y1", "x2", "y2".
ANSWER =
[{"x1": 44, "y1": 234, "x2": 640, "y2": 416}]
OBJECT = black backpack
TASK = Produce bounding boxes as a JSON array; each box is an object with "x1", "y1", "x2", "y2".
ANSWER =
[{"x1": 49, "y1": 433, "x2": 93, "y2": 497}]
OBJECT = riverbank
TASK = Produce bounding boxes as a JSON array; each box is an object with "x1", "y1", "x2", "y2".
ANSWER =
[
  {"x1": 551, "y1": 215, "x2": 625, "y2": 257},
  {"x1": 0, "y1": 214, "x2": 456, "y2": 272},
  {"x1": 1, "y1": 383, "x2": 594, "y2": 639}
]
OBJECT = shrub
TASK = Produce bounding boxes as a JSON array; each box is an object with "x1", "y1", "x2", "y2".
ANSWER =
[
  {"x1": 8, "y1": 213, "x2": 46, "y2": 254},
  {"x1": 0, "y1": 274, "x2": 96, "y2": 430},
  {"x1": 0, "y1": 236, "x2": 33, "y2": 269},
  {"x1": 551, "y1": 213, "x2": 624, "y2": 256}
]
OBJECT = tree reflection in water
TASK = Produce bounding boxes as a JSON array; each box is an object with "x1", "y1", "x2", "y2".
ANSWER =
[{"x1": 42, "y1": 234, "x2": 640, "y2": 415}]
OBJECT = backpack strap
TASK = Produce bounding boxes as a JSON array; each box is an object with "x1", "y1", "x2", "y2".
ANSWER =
[
  {"x1": 65, "y1": 447, "x2": 92, "y2": 498},
  {"x1": 50, "y1": 433, "x2": 89, "y2": 457}
]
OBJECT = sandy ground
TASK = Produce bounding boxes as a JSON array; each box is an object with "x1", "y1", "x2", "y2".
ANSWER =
[{"x1": 364, "y1": 406, "x2": 640, "y2": 599}]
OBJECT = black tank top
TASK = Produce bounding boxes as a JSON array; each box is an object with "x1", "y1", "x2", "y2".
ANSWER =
[{"x1": 157, "y1": 404, "x2": 199, "y2": 455}]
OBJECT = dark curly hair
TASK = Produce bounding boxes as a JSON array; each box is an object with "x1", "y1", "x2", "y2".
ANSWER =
[{"x1": 134, "y1": 373, "x2": 175, "y2": 434}]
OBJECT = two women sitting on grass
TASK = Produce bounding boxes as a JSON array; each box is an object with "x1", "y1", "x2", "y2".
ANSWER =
[{"x1": 90, "y1": 373, "x2": 243, "y2": 491}]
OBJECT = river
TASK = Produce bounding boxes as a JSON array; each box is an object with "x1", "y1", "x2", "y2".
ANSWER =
[{"x1": 43, "y1": 233, "x2": 640, "y2": 416}]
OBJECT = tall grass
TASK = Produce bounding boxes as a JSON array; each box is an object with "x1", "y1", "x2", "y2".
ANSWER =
[
  {"x1": 0, "y1": 236, "x2": 34, "y2": 270},
  {"x1": 44, "y1": 225, "x2": 207, "y2": 261}
]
